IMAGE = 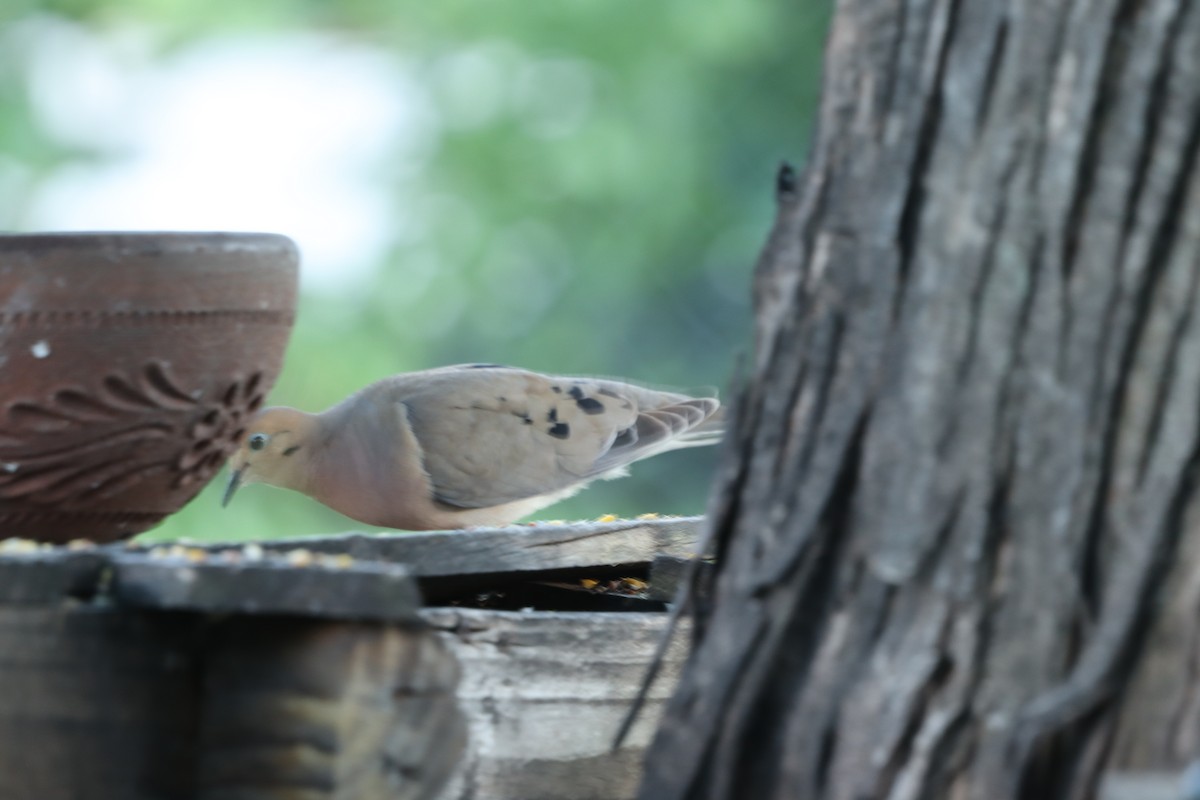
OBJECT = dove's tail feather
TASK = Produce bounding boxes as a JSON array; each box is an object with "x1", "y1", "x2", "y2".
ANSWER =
[{"x1": 591, "y1": 396, "x2": 724, "y2": 476}]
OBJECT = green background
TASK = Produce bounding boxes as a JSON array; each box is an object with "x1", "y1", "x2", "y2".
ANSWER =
[{"x1": 0, "y1": 0, "x2": 830, "y2": 541}]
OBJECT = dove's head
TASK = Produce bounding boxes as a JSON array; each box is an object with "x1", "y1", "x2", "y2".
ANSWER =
[{"x1": 222, "y1": 406, "x2": 318, "y2": 507}]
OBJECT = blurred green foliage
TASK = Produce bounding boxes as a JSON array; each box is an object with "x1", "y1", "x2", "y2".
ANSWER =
[{"x1": 0, "y1": 0, "x2": 830, "y2": 540}]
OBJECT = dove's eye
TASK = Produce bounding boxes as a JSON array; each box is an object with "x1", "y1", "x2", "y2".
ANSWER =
[{"x1": 248, "y1": 433, "x2": 269, "y2": 451}]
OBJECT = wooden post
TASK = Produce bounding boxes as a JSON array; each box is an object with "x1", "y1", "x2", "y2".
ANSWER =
[
  {"x1": 0, "y1": 606, "x2": 201, "y2": 800},
  {"x1": 1, "y1": 517, "x2": 705, "y2": 799},
  {"x1": 199, "y1": 618, "x2": 463, "y2": 799},
  {"x1": 425, "y1": 608, "x2": 690, "y2": 800},
  {"x1": 0, "y1": 546, "x2": 462, "y2": 800}
]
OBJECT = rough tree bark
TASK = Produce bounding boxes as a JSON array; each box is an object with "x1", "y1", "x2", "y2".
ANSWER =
[{"x1": 641, "y1": 1, "x2": 1200, "y2": 798}]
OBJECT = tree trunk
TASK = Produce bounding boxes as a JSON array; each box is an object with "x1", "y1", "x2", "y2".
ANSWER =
[{"x1": 641, "y1": 0, "x2": 1200, "y2": 798}]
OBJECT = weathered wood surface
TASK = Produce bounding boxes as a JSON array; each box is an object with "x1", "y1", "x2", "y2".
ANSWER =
[
  {"x1": 0, "y1": 605, "x2": 462, "y2": 800},
  {"x1": 424, "y1": 607, "x2": 689, "y2": 800},
  {"x1": 200, "y1": 618, "x2": 464, "y2": 800},
  {"x1": 115, "y1": 554, "x2": 421, "y2": 622},
  {"x1": 3, "y1": 518, "x2": 698, "y2": 616},
  {"x1": 0, "y1": 606, "x2": 199, "y2": 800},
  {"x1": 641, "y1": 0, "x2": 1200, "y2": 797},
  {"x1": 0, "y1": 517, "x2": 698, "y2": 798},
  {"x1": 0, "y1": 541, "x2": 456, "y2": 799},
  {"x1": 193, "y1": 516, "x2": 703, "y2": 577},
  {"x1": 0, "y1": 549, "x2": 106, "y2": 604},
  {"x1": 184, "y1": 517, "x2": 702, "y2": 606},
  {"x1": 0, "y1": 547, "x2": 420, "y2": 621}
]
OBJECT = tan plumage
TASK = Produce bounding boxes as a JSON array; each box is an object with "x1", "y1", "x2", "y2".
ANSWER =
[{"x1": 222, "y1": 364, "x2": 722, "y2": 530}]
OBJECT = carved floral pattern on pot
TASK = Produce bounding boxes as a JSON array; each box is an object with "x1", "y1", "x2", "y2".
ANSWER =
[{"x1": 0, "y1": 361, "x2": 264, "y2": 506}]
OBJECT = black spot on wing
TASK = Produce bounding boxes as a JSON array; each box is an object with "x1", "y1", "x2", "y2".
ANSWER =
[
  {"x1": 548, "y1": 422, "x2": 570, "y2": 439},
  {"x1": 597, "y1": 388, "x2": 621, "y2": 399},
  {"x1": 551, "y1": 386, "x2": 562, "y2": 393},
  {"x1": 568, "y1": 385, "x2": 585, "y2": 400},
  {"x1": 576, "y1": 397, "x2": 605, "y2": 414},
  {"x1": 548, "y1": 407, "x2": 558, "y2": 422}
]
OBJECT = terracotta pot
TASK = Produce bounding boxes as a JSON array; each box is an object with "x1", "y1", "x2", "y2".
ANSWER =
[{"x1": 0, "y1": 232, "x2": 299, "y2": 543}]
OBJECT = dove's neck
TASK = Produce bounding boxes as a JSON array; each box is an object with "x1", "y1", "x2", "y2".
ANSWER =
[{"x1": 302, "y1": 396, "x2": 434, "y2": 529}]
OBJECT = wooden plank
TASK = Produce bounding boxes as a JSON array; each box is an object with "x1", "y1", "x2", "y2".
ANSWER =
[
  {"x1": 0, "y1": 549, "x2": 106, "y2": 604},
  {"x1": 0, "y1": 546, "x2": 422, "y2": 622},
  {"x1": 192, "y1": 516, "x2": 703, "y2": 577},
  {"x1": 1, "y1": 518, "x2": 699, "y2": 614},
  {"x1": 1, "y1": 520, "x2": 690, "y2": 799},
  {"x1": 0, "y1": 606, "x2": 201, "y2": 800},
  {"x1": 423, "y1": 607, "x2": 690, "y2": 800},
  {"x1": 198, "y1": 617, "x2": 465, "y2": 800},
  {"x1": 113, "y1": 553, "x2": 421, "y2": 623},
  {"x1": 0, "y1": 606, "x2": 462, "y2": 799}
]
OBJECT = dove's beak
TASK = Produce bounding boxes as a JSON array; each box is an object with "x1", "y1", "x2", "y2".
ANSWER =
[{"x1": 222, "y1": 467, "x2": 244, "y2": 508}]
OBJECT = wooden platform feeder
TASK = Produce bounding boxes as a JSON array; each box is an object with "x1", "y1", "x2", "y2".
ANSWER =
[{"x1": 0, "y1": 516, "x2": 702, "y2": 800}]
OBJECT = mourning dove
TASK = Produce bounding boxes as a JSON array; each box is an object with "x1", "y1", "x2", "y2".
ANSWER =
[{"x1": 222, "y1": 364, "x2": 722, "y2": 530}]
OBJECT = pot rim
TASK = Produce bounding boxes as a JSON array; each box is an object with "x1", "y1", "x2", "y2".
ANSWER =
[{"x1": 0, "y1": 231, "x2": 297, "y2": 257}]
